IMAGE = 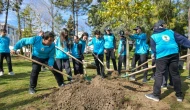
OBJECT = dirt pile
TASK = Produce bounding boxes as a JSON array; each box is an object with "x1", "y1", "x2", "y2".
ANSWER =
[{"x1": 41, "y1": 76, "x2": 170, "y2": 110}]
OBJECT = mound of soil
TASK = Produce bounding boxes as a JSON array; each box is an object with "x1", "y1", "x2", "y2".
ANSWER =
[{"x1": 40, "y1": 76, "x2": 170, "y2": 110}]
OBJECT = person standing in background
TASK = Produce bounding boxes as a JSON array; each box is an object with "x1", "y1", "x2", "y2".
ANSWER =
[
  {"x1": 88, "y1": 30, "x2": 105, "y2": 78},
  {"x1": 0, "y1": 29, "x2": 14, "y2": 76},
  {"x1": 79, "y1": 32, "x2": 89, "y2": 55},
  {"x1": 117, "y1": 30, "x2": 126, "y2": 75},
  {"x1": 103, "y1": 27, "x2": 117, "y2": 74},
  {"x1": 125, "y1": 26, "x2": 149, "y2": 82},
  {"x1": 71, "y1": 35, "x2": 84, "y2": 75}
]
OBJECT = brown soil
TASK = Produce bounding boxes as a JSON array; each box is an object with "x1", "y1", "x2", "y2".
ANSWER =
[{"x1": 35, "y1": 75, "x2": 170, "y2": 110}]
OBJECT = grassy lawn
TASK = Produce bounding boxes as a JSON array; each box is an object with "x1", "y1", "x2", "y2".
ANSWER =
[{"x1": 0, "y1": 55, "x2": 190, "y2": 109}]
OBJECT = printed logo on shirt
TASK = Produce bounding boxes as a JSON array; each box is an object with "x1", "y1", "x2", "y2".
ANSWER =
[
  {"x1": 41, "y1": 48, "x2": 44, "y2": 51},
  {"x1": 162, "y1": 35, "x2": 170, "y2": 42}
]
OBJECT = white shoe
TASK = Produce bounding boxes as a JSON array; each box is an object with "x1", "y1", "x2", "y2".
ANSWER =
[
  {"x1": 41, "y1": 67, "x2": 46, "y2": 72},
  {"x1": 0, "y1": 71, "x2": 4, "y2": 76},
  {"x1": 8, "y1": 72, "x2": 15, "y2": 75}
]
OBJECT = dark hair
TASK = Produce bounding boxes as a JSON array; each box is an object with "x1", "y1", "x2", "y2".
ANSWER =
[
  {"x1": 39, "y1": 30, "x2": 44, "y2": 33},
  {"x1": 81, "y1": 32, "x2": 88, "y2": 39},
  {"x1": 0, "y1": 29, "x2": 7, "y2": 33},
  {"x1": 74, "y1": 35, "x2": 79, "y2": 39},
  {"x1": 60, "y1": 28, "x2": 69, "y2": 48},
  {"x1": 133, "y1": 26, "x2": 142, "y2": 30},
  {"x1": 60, "y1": 28, "x2": 69, "y2": 41},
  {"x1": 42, "y1": 31, "x2": 55, "y2": 40},
  {"x1": 94, "y1": 30, "x2": 101, "y2": 35}
]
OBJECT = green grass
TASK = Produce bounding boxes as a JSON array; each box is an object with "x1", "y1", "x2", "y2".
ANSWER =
[{"x1": 0, "y1": 55, "x2": 190, "y2": 109}]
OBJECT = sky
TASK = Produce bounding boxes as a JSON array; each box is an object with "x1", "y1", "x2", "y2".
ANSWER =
[{"x1": 0, "y1": 0, "x2": 99, "y2": 34}]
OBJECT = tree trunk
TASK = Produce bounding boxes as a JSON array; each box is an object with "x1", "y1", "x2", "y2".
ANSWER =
[
  {"x1": 126, "y1": 37, "x2": 129, "y2": 69},
  {"x1": 4, "y1": 0, "x2": 9, "y2": 30},
  {"x1": 51, "y1": 2, "x2": 54, "y2": 32},
  {"x1": 186, "y1": 7, "x2": 190, "y2": 70},
  {"x1": 72, "y1": 0, "x2": 75, "y2": 35},
  {"x1": 16, "y1": 0, "x2": 23, "y2": 54}
]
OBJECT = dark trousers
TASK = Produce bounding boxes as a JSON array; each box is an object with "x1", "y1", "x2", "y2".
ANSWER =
[
  {"x1": 94, "y1": 54, "x2": 105, "y2": 77},
  {"x1": 55, "y1": 58, "x2": 72, "y2": 81},
  {"x1": 131, "y1": 54, "x2": 148, "y2": 79},
  {"x1": 30, "y1": 56, "x2": 64, "y2": 88},
  {"x1": 153, "y1": 54, "x2": 182, "y2": 97},
  {"x1": 152, "y1": 59, "x2": 173, "y2": 86},
  {"x1": 162, "y1": 68, "x2": 173, "y2": 86},
  {"x1": 0, "y1": 53, "x2": 13, "y2": 72},
  {"x1": 105, "y1": 48, "x2": 117, "y2": 70},
  {"x1": 72, "y1": 58, "x2": 83, "y2": 75},
  {"x1": 118, "y1": 55, "x2": 126, "y2": 74},
  {"x1": 152, "y1": 59, "x2": 156, "y2": 76}
]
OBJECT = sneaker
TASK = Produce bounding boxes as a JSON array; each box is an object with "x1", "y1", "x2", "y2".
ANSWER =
[
  {"x1": 29, "y1": 88, "x2": 36, "y2": 94},
  {"x1": 41, "y1": 67, "x2": 46, "y2": 72},
  {"x1": 176, "y1": 96, "x2": 183, "y2": 102},
  {"x1": 145, "y1": 93, "x2": 160, "y2": 102},
  {"x1": 150, "y1": 76, "x2": 155, "y2": 81},
  {"x1": 129, "y1": 76, "x2": 136, "y2": 81},
  {"x1": 161, "y1": 85, "x2": 168, "y2": 90},
  {"x1": 187, "y1": 76, "x2": 190, "y2": 80},
  {"x1": 8, "y1": 72, "x2": 15, "y2": 75},
  {"x1": 167, "y1": 84, "x2": 174, "y2": 89},
  {"x1": 0, "y1": 71, "x2": 4, "y2": 76},
  {"x1": 142, "y1": 78, "x2": 147, "y2": 83},
  {"x1": 59, "y1": 83, "x2": 65, "y2": 87}
]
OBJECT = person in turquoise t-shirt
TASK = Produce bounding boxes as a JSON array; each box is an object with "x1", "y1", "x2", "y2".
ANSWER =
[
  {"x1": 103, "y1": 27, "x2": 117, "y2": 73},
  {"x1": 11, "y1": 31, "x2": 64, "y2": 94},
  {"x1": 126, "y1": 26, "x2": 149, "y2": 82},
  {"x1": 117, "y1": 30, "x2": 126, "y2": 75},
  {"x1": 71, "y1": 35, "x2": 83, "y2": 75},
  {"x1": 0, "y1": 29, "x2": 14, "y2": 76},
  {"x1": 79, "y1": 32, "x2": 88, "y2": 55},
  {"x1": 88, "y1": 30, "x2": 105, "y2": 78},
  {"x1": 55, "y1": 28, "x2": 72, "y2": 82}
]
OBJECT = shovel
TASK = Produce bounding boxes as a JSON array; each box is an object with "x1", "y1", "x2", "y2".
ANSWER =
[
  {"x1": 91, "y1": 52, "x2": 113, "y2": 72},
  {"x1": 55, "y1": 46, "x2": 91, "y2": 81},
  {"x1": 125, "y1": 53, "x2": 190, "y2": 78},
  {"x1": 120, "y1": 58, "x2": 153, "y2": 78},
  {"x1": 17, "y1": 54, "x2": 72, "y2": 79}
]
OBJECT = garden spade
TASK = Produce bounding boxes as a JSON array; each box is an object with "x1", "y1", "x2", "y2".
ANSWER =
[{"x1": 55, "y1": 46, "x2": 91, "y2": 81}]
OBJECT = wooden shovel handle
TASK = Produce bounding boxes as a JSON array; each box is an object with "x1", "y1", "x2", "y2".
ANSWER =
[
  {"x1": 131, "y1": 58, "x2": 153, "y2": 71},
  {"x1": 91, "y1": 52, "x2": 105, "y2": 66},
  {"x1": 55, "y1": 46, "x2": 83, "y2": 64},
  {"x1": 128, "y1": 53, "x2": 190, "y2": 76},
  {"x1": 17, "y1": 54, "x2": 72, "y2": 79}
]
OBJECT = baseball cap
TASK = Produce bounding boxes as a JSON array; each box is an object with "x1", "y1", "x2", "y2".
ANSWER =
[
  {"x1": 153, "y1": 20, "x2": 166, "y2": 29},
  {"x1": 105, "y1": 27, "x2": 111, "y2": 31},
  {"x1": 119, "y1": 30, "x2": 125, "y2": 36},
  {"x1": 133, "y1": 26, "x2": 142, "y2": 30}
]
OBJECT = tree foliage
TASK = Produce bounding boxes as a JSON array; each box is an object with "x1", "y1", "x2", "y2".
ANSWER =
[
  {"x1": 66, "y1": 15, "x2": 74, "y2": 36},
  {"x1": 88, "y1": 0, "x2": 188, "y2": 38},
  {"x1": 20, "y1": 5, "x2": 36, "y2": 37},
  {"x1": 54, "y1": 0, "x2": 92, "y2": 14},
  {"x1": 0, "y1": 0, "x2": 3, "y2": 14},
  {"x1": 54, "y1": 13, "x2": 66, "y2": 34}
]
